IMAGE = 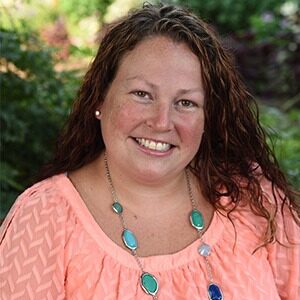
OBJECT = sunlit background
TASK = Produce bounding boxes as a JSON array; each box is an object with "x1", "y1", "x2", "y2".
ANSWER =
[{"x1": 1, "y1": 0, "x2": 299, "y2": 218}]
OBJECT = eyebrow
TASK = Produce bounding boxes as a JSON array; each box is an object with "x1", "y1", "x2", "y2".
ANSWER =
[
  {"x1": 126, "y1": 76, "x2": 204, "y2": 96},
  {"x1": 126, "y1": 76, "x2": 157, "y2": 89},
  {"x1": 175, "y1": 88, "x2": 204, "y2": 96}
]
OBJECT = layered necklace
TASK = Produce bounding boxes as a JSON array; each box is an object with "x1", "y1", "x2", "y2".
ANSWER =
[{"x1": 104, "y1": 153, "x2": 223, "y2": 300}]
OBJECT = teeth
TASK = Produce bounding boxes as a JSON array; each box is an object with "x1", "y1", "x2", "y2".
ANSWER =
[
  {"x1": 145, "y1": 139, "x2": 150, "y2": 148},
  {"x1": 156, "y1": 142, "x2": 163, "y2": 151},
  {"x1": 149, "y1": 141, "x2": 156, "y2": 150},
  {"x1": 135, "y1": 138, "x2": 171, "y2": 152}
]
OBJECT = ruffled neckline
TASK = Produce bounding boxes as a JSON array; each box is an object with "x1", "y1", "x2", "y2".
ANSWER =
[{"x1": 55, "y1": 174, "x2": 227, "y2": 272}]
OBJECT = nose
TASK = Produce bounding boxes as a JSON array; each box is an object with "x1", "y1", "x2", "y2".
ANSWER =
[{"x1": 146, "y1": 102, "x2": 174, "y2": 131}]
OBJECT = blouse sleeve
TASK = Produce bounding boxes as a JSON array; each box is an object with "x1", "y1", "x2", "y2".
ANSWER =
[
  {"x1": 0, "y1": 180, "x2": 69, "y2": 300},
  {"x1": 263, "y1": 183, "x2": 300, "y2": 299}
]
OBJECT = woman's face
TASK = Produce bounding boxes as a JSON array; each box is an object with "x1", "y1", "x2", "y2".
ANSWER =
[{"x1": 98, "y1": 36, "x2": 205, "y2": 183}]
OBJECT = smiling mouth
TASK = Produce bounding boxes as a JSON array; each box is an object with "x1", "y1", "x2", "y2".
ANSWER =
[{"x1": 134, "y1": 138, "x2": 173, "y2": 152}]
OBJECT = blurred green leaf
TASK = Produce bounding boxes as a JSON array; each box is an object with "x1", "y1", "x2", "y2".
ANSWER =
[
  {"x1": 260, "y1": 105, "x2": 300, "y2": 188},
  {"x1": 1, "y1": 26, "x2": 80, "y2": 218}
]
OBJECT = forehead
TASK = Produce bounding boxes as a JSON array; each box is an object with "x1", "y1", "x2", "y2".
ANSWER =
[
  {"x1": 114, "y1": 36, "x2": 202, "y2": 84},
  {"x1": 121, "y1": 35, "x2": 195, "y2": 62}
]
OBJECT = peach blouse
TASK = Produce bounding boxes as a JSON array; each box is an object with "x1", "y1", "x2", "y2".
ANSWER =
[{"x1": 1, "y1": 174, "x2": 299, "y2": 299}]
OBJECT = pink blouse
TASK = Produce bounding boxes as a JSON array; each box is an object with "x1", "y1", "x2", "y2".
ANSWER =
[{"x1": 1, "y1": 174, "x2": 299, "y2": 299}]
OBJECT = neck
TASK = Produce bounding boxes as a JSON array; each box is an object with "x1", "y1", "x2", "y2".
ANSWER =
[{"x1": 99, "y1": 152, "x2": 191, "y2": 217}]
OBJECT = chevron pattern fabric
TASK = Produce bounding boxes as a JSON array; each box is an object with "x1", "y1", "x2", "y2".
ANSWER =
[{"x1": 1, "y1": 174, "x2": 299, "y2": 299}]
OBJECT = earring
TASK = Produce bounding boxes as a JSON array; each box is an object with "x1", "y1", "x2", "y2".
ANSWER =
[{"x1": 95, "y1": 110, "x2": 101, "y2": 117}]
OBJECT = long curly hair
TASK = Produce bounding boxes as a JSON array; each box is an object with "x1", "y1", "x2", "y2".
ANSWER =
[{"x1": 39, "y1": 4, "x2": 299, "y2": 246}]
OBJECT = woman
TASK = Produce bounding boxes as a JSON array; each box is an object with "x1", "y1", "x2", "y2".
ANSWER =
[{"x1": 1, "y1": 4, "x2": 299, "y2": 300}]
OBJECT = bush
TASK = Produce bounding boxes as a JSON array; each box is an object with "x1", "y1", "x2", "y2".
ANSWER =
[
  {"x1": 259, "y1": 105, "x2": 300, "y2": 188},
  {"x1": 59, "y1": 0, "x2": 114, "y2": 22},
  {"x1": 0, "y1": 27, "x2": 80, "y2": 218},
  {"x1": 170, "y1": 0, "x2": 283, "y2": 33},
  {"x1": 169, "y1": 0, "x2": 300, "y2": 100}
]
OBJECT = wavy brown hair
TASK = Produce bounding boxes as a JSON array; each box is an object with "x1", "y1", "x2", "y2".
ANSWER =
[{"x1": 39, "y1": 4, "x2": 299, "y2": 246}]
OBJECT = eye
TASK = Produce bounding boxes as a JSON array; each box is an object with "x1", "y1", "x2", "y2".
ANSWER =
[
  {"x1": 133, "y1": 90, "x2": 150, "y2": 98},
  {"x1": 177, "y1": 99, "x2": 197, "y2": 108}
]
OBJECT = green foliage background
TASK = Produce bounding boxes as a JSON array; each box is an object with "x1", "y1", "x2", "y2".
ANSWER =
[
  {"x1": 60, "y1": 0, "x2": 114, "y2": 22},
  {"x1": 171, "y1": 0, "x2": 283, "y2": 33},
  {"x1": 1, "y1": 0, "x2": 299, "y2": 218},
  {"x1": 1, "y1": 26, "x2": 80, "y2": 215}
]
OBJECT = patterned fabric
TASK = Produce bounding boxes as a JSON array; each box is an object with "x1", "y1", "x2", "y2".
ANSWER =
[{"x1": 1, "y1": 174, "x2": 299, "y2": 299}]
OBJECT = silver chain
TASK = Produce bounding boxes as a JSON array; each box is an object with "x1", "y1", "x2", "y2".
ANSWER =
[
  {"x1": 104, "y1": 153, "x2": 217, "y2": 298},
  {"x1": 185, "y1": 168, "x2": 214, "y2": 284}
]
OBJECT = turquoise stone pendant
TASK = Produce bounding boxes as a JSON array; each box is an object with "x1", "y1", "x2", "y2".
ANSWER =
[
  {"x1": 140, "y1": 272, "x2": 159, "y2": 296},
  {"x1": 112, "y1": 202, "x2": 123, "y2": 214},
  {"x1": 208, "y1": 283, "x2": 223, "y2": 300},
  {"x1": 122, "y1": 229, "x2": 138, "y2": 250},
  {"x1": 190, "y1": 209, "x2": 204, "y2": 230}
]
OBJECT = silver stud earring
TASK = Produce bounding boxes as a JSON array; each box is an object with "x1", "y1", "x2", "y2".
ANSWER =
[{"x1": 95, "y1": 110, "x2": 101, "y2": 117}]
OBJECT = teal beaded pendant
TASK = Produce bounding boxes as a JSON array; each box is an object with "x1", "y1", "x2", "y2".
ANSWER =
[
  {"x1": 140, "y1": 272, "x2": 159, "y2": 296},
  {"x1": 112, "y1": 202, "x2": 123, "y2": 214},
  {"x1": 122, "y1": 229, "x2": 138, "y2": 250},
  {"x1": 190, "y1": 209, "x2": 204, "y2": 230}
]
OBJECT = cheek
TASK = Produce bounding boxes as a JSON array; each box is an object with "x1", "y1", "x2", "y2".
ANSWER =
[
  {"x1": 112, "y1": 102, "x2": 144, "y2": 132},
  {"x1": 179, "y1": 115, "x2": 204, "y2": 146}
]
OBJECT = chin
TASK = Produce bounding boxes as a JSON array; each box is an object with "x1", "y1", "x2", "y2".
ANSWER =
[
  {"x1": 137, "y1": 169, "x2": 165, "y2": 180},
  {"x1": 134, "y1": 165, "x2": 181, "y2": 183}
]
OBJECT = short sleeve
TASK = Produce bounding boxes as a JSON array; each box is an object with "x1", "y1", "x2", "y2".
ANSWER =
[
  {"x1": 262, "y1": 182, "x2": 300, "y2": 299},
  {"x1": 0, "y1": 180, "x2": 69, "y2": 300}
]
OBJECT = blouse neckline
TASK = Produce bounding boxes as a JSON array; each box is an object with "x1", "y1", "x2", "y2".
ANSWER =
[{"x1": 55, "y1": 173, "x2": 227, "y2": 272}]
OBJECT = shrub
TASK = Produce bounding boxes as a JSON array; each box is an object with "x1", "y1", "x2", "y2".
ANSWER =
[
  {"x1": 0, "y1": 27, "x2": 80, "y2": 218},
  {"x1": 259, "y1": 105, "x2": 300, "y2": 188}
]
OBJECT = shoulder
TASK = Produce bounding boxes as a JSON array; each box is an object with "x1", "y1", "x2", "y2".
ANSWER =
[
  {"x1": 0, "y1": 174, "x2": 77, "y2": 298},
  {"x1": 217, "y1": 164, "x2": 298, "y2": 239},
  {"x1": 0, "y1": 174, "x2": 72, "y2": 243},
  {"x1": 221, "y1": 174, "x2": 299, "y2": 247},
  {"x1": 259, "y1": 176, "x2": 299, "y2": 236},
  {"x1": 7, "y1": 174, "x2": 69, "y2": 215}
]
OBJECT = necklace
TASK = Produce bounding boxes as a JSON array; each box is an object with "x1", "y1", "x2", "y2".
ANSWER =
[{"x1": 104, "y1": 153, "x2": 223, "y2": 300}]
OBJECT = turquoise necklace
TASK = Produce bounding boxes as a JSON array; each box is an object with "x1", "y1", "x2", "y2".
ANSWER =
[{"x1": 104, "y1": 153, "x2": 223, "y2": 300}]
